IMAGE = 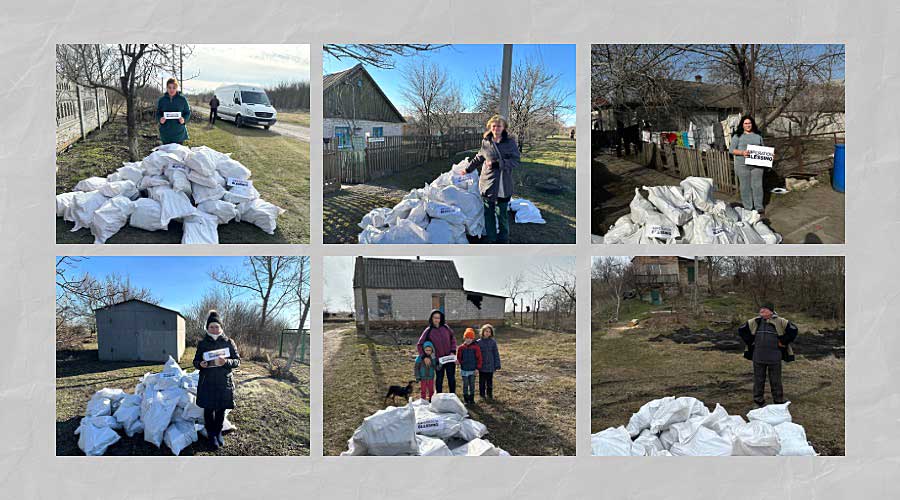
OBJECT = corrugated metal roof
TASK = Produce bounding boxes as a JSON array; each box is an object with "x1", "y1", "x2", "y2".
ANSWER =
[
  {"x1": 353, "y1": 258, "x2": 462, "y2": 290},
  {"x1": 93, "y1": 299, "x2": 186, "y2": 319}
]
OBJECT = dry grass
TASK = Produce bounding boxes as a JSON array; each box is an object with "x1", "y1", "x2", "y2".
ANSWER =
[
  {"x1": 56, "y1": 341, "x2": 310, "y2": 456},
  {"x1": 591, "y1": 300, "x2": 845, "y2": 455},
  {"x1": 323, "y1": 325, "x2": 576, "y2": 456}
]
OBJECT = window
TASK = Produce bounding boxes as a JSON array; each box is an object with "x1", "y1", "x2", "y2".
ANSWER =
[
  {"x1": 432, "y1": 294, "x2": 445, "y2": 313},
  {"x1": 372, "y1": 127, "x2": 383, "y2": 137},
  {"x1": 240, "y1": 91, "x2": 270, "y2": 105},
  {"x1": 687, "y1": 266, "x2": 695, "y2": 284},
  {"x1": 335, "y1": 126, "x2": 352, "y2": 149},
  {"x1": 377, "y1": 295, "x2": 392, "y2": 318}
]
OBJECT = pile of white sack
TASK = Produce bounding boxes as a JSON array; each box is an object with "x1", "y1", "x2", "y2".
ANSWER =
[
  {"x1": 56, "y1": 143, "x2": 285, "y2": 244},
  {"x1": 341, "y1": 393, "x2": 510, "y2": 456},
  {"x1": 357, "y1": 159, "x2": 545, "y2": 244},
  {"x1": 74, "y1": 356, "x2": 235, "y2": 456},
  {"x1": 591, "y1": 397, "x2": 816, "y2": 456},
  {"x1": 601, "y1": 177, "x2": 782, "y2": 244}
]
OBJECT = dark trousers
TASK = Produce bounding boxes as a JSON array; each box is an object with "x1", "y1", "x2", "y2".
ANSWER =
[
  {"x1": 436, "y1": 362, "x2": 456, "y2": 394},
  {"x1": 478, "y1": 371, "x2": 494, "y2": 397},
  {"x1": 209, "y1": 108, "x2": 218, "y2": 124},
  {"x1": 482, "y1": 197, "x2": 511, "y2": 244},
  {"x1": 753, "y1": 362, "x2": 784, "y2": 404},
  {"x1": 203, "y1": 408, "x2": 226, "y2": 438}
]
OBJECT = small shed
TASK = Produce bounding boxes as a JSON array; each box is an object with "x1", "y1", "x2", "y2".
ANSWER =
[
  {"x1": 323, "y1": 63, "x2": 406, "y2": 149},
  {"x1": 353, "y1": 257, "x2": 507, "y2": 331},
  {"x1": 631, "y1": 256, "x2": 709, "y2": 304},
  {"x1": 95, "y1": 299, "x2": 186, "y2": 362}
]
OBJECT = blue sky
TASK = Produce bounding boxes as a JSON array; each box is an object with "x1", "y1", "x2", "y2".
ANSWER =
[
  {"x1": 325, "y1": 44, "x2": 576, "y2": 125},
  {"x1": 323, "y1": 256, "x2": 576, "y2": 312},
  {"x1": 180, "y1": 44, "x2": 311, "y2": 94},
  {"x1": 56, "y1": 257, "x2": 308, "y2": 325}
]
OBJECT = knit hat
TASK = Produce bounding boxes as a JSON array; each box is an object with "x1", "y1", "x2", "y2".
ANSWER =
[
  {"x1": 206, "y1": 310, "x2": 222, "y2": 328},
  {"x1": 422, "y1": 341, "x2": 435, "y2": 352},
  {"x1": 464, "y1": 328, "x2": 476, "y2": 340},
  {"x1": 760, "y1": 302, "x2": 775, "y2": 314}
]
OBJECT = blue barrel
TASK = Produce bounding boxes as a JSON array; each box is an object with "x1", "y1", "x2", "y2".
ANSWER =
[{"x1": 833, "y1": 144, "x2": 845, "y2": 192}]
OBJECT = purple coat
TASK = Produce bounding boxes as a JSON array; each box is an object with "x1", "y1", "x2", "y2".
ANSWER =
[{"x1": 417, "y1": 325, "x2": 457, "y2": 359}]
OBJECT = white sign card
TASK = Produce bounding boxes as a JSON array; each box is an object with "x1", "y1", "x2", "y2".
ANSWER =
[
  {"x1": 438, "y1": 354, "x2": 457, "y2": 365},
  {"x1": 746, "y1": 144, "x2": 775, "y2": 168},
  {"x1": 203, "y1": 348, "x2": 230, "y2": 362},
  {"x1": 163, "y1": 111, "x2": 182, "y2": 120}
]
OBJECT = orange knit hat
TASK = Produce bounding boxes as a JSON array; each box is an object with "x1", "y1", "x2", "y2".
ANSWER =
[{"x1": 463, "y1": 328, "x2": 476, "y2": 340}]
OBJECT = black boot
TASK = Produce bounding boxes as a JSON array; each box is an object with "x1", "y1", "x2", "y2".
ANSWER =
[{"x1": 487, "y1": 388, "x2": 493, "y2": 401}]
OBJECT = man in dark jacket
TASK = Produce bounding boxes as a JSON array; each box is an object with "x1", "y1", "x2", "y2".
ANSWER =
[
  {"x1": 156, "y1": 77, "x2": 191, "y2": 145},
  {"x1": 208, "y1": 95, "x2": 220, "y2": 125},
  {"x1": 737, "y1": 302, "x2": 798, "y2": 406},
  {"x1": 193, "y1": 310, "x2": 241, "y2": 450},
  {"x1": 416, "y1": 309, "x2": 457, "y2": 394}
]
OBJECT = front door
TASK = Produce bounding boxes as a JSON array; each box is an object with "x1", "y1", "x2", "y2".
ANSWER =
[{"x1": 432, "y1": 294, "x2": 445, "y2": 313}]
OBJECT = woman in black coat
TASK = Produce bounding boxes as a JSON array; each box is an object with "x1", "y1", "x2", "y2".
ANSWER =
[{"x1": 192, "y1": 310, "x2": 241, "y2": 451}]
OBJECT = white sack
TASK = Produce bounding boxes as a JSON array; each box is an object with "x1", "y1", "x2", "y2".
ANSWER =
[
  {"x1": 626, "y1": 397, "x2": 675, "y2": 437},
  {"x1": 774, "y1": 422, "x2": 816, "y2": 456},
  {"x1": 591, "y1": 426, "x2": 633, "y2": 456},
  {"x1": 141, "y1": 388, "x2": 181, "y2": 447},
  {"x1": 114, "y1": 163, "x2": 145, "y2": 184},
  {"x1": 754, "y1": 221, "x2": 782, "y2": 244},
  {"x1": 425, "y1": 201, "x2": 467, "y2": 226},
  {"x1": 429, "y1": 393, "x2": 468, "y2": 416},
  {"x1": 185, "y1": 146, "x2": 229, "y2": 177},
  {"x1": 458, "y1": 418, "x2": 489, "y2": 442},
  {"x1": 191, "y1": 182, "x2": 226, "y2": 204},
  {"x1": 669, "y1": 426, "x2": 733, "y2": 456},
  {"x1": 359, "y1": 219, "x2": 429, "y2": 244},
  {"x1": 643, "y1": 185, "x2": 693, "y2": 226},
  {"x1": 142, "y1": 151, "x2": 183, "y2": 176},
  {"x1": 75, "y1": 417, "x2": 121, "y2": 456},
  {"x1": 426, "y1": 219, "x2": 468, "y2": 244},
  {"x1": 139, "y1": 175, "x2": 170, "y2": 190},
  {"x1": 415, "y1": 435, "x2": 453, "y2": 456},
  {"x1": 217, "y1": 158, "x2": 252, "y2": 180},
  {"x1": 164, "y1": 419, "x2": 199, "y2": 456},
  {"x1": 187, "y1": 169, "x2": 220, "y2": 188},
  {"x1": 732, "y1": 421, "x2": 781, "y2": 456},
  {"x1": 450, "y1": 438, "x2": 501, "y2": 456},
  {"x1": 509, "y1": 198, "x2": 546, "y2": 224},
  {"x1": 129, "y1": 198, "x2": 167, "y2": 231},
  {"x1": 70, "y1": 191, "x2": 110, "y2": 231},
  {"x1": 747, "y1": 402, "x2": 792, "y2": 426},
  {"x1": 74, "y1": 177, "x2": 108, "y2": 192},
  {"x1": 165, "y1": 166, "x2": 192, "y2": 194},
  {"x1": 355, "y1": 405, "x2": 418, "y2": 456},
  {"x1": 182, "y1": 211, "x2": 220, "y2": 244},
  {"x1": 680, "y1": 177, "x2": 716, "y2": 212},
  {"x1": 56, "y1": 192, "x2": 78, "y2": 218},
  {"x1": 628, "y1": 189, "x2": 659, "y2": 225},
  {"x1": 631, "y1": 429, "x2": 665, "y2": 456},
  {"x1": 154, "y1": 143, "x2": 192, "y2": 162},
  {"x1": 359, "y1": 207, "x2": 392, "y2": 229},
  {"x1": 156, "y1": 188, "x2": 196, "y2": 225},
  {"x1": 641, "y1": 211, "x2": 680, "y2": 243},
  {"x1": 91, "y1": 196, "x2": 135, "y2": 244},
  {"x1": 223, "y1": 182, "x2": 261, "y2": 204},
  {"x1": 413, "y1": 408, "x2": 463, "y2": 440},
  {"x1": 238, "y1": 199, "x2": 285, "y2": 235},
  {"x1": 649, "y1": 397, "x2": 708, "y2": 434},
  {"x1": 198, "y1": 200, "x2": 239, "y2": 224},
  {"x1": 99, "y1": 180, "x2": 139, "y2": 199}
]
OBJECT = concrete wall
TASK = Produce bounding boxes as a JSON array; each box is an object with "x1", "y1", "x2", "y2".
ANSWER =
[
  {"x1": 96, "y1": 301, "x2": 184, "y2": 362},
  {"x1": 56, "y1": 77, "x2": 109, "y2": 152},
  {"x1": 353, "y1": 288, "x2": 506, "y2": 329}
]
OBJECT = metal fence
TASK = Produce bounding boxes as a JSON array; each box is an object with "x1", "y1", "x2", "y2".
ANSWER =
[{"x1": 323, "y1": 132, "x2": 482, "y2": 189}]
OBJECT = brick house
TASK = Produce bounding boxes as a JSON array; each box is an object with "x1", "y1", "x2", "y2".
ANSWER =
[
  {"x1": 630, "y1": 256, "x2": 708, "y2": 304},
  {"x1": 353, "y1": 257, "x2": 506, "y2": 331},
  {"x1": 323, "y1": 63, "x2": 405, "y2": 149}
]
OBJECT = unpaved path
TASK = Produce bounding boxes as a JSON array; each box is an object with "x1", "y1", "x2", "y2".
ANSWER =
[{"x1": 194, "y1": 105, "x2": 310, "y2": 142}]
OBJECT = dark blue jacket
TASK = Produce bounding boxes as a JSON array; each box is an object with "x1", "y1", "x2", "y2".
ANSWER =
[{"x1": 476, "y1": 337, "x2": 501, "y2": 372}]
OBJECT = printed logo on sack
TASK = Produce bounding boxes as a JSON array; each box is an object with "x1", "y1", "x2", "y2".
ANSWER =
[
  {"x1": 417, "y1": 418, "x2": 445, "y2": 432},
  {"x1": 168, "y1": 164, "x2": 186, "y2": 171},
  {"x1": 647, "y1": 225, "x2": 675, "y2": 239},
  {"x1": 227, "y1": 178, "x2": 252, "y2": 188}
]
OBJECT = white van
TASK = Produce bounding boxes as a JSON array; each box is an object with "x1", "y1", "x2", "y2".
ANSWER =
[{"x1": 213, "y1": 84, "x2": 277, "y2": 129}]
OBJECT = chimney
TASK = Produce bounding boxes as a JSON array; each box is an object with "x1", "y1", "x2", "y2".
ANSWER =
[
  {"x1": 694, "y1": 75, "x2": 703, "y2": 83},
  {"x1": 459, "y1": 278, "x2": 464, "y2": 288}
]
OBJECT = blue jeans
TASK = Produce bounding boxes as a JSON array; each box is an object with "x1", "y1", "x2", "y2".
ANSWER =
[{"x1": 461, "y1": 370, "x2": 476, "y2": 397}]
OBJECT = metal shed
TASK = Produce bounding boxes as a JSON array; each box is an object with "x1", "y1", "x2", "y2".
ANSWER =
[{"x1": 94, "y1": 299, "x2": 186, "y2": 362}]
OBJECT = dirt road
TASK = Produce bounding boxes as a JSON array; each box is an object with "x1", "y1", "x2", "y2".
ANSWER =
[{"x1": 194, "y1": 105, "x2": 310, "y2": 142}]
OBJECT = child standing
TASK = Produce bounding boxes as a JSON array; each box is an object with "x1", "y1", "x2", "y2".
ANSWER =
[
  {"x1": 192, "y1": 310, "x2": 241, "y2": 451},
  {"x1": 456, "y1": 328, "x2": 483, "y2": 405},
  {"x1": 415, "y1": 341, "x2": 437, "y2": 401},
  {"x1": 476, "y1": 324, "x2": 501, "y2": 401}
]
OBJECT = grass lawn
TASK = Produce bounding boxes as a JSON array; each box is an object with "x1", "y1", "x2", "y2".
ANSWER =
[
  {"x1": 56, "y1": 341, "x2": 310, "y2": 456},
  {"x1": 323, "y1": 325, "x2": 576, "y2": 456},
  {"x1": 276, "y1": 111, "x2": 311, "y2": 127},
  {"x1": 323, "y1": 136, "x2": 576, "y2": 244},
  {"x1": 591, "y1": 298, "x2": 845, "y2": 455},
  {"x1": 56, "y1": 116, "x2": 310, "y2": 244}
]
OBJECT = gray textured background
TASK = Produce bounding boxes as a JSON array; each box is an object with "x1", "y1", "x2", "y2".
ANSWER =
[{"x1": 1, "y1": 0, "x2": 895, "y2": 498}]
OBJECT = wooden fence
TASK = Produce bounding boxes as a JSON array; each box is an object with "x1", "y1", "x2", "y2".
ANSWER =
[
  {"x1": 323, "y1": 133, "x2": 482, "y2": 190},
  {"x1": 629, "y1": 142, "x2": 739, "y2": 195}
]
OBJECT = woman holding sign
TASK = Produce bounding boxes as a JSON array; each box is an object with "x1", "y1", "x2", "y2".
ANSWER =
[
  {"x1": 731, "y1": 115, "x2": 767, "y2": 214},
  {"x1": 156, "y1": 77, "x2": 192, "y2": 145},
  {"x1": 416, "y1": 309, "x2": 457, "y2": 395},
  {"x1": 192, "y1": 310, "x2": 241, "y2": 451}
]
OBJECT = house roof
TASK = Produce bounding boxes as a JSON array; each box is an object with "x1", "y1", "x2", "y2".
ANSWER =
[
  {"x1": 323, "y1": 63, "x2": 406, "y2": 123},
  {"x1": 594, "y1": 79, "x2": 743, "y2": 110},
  {"x1": 464, "y1": 289, "x2": 508, "y2": 299},
  {"x1": 94, "y1": 299, "x2": 186, "y2": 319},
  {"x1": 353, "y1": 258, "x2": 463, "y2": 290}
]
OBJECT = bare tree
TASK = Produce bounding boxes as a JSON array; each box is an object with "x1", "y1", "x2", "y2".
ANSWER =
[
  {"x1": 474, "y1": 56, "x2": 574, "y2": 150},
  {"x1": 591, "y1": 257, "x2": 633, "y2": 322},
  {"x1": 537, "y1": 264, "x2": 577, "y2": 304},
  {"x1": 211, "y1": 256, "x2": 302, "y2": 357},
  {"x1": 400, "y1": 59, "x2": 454, "y2": 142},
  {"x1": 503, "y1": 271, "x2": 527, "y2": 323},
  {"x1": 57, "y1": 44, "x2": 176, "y2": 160},
  {"x1": 324, "y1": 44, "x2": 448, "y2": 69}
]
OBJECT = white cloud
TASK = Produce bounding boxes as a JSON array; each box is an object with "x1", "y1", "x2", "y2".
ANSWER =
[{"x1": 178, "y1": 44, "x2": 310, "y2": 93}]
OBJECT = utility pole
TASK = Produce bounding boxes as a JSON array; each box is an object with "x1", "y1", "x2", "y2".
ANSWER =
[
  {"x1": 358, "y1": 257, "x2": 370, "y2": 338},
  {"x1": 499, "y1": 44, "x2": 513, "y2": 119}
]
